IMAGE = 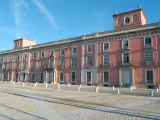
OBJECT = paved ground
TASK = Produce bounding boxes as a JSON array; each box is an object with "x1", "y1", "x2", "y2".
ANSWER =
[{"x1": 0, "y1": 83, "x2": 160, "y2": 120}]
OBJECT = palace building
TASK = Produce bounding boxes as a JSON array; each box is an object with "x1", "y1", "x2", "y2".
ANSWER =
[{"x1": 0, "y1": 6, "x2": 160, "y2": 88}]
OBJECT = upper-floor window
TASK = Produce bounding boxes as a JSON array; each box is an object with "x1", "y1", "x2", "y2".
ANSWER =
[
  {"x1": 72, "y1": 56, "x2": 76, "y2": 68},
  {"x1": 123, "y1": 40, "x2": 129, "y2": 49},
  {"x1": 133, "y1": 15, "x2": 138, "y2": 23},
  {"x1": 104, "y1": 55, "x2": 109, "y2": 66},
  {"x1": 32, "y1": 60, "x2": 36, "y2": 68},
  {"x1": 87, "y1": 56, "x2": 92, "y2": 65},
  {"x1": 5, "y1": 57, "x2": 7, "y2": 61},
  {"x1": 72, "y1": 47, "x2": 76, "y2": 54},
  {"x1": 49, "y1": 58, "x2": 54, "y2": 68},
  {"x1": 23, "y1": 54, "x2": 27, "y2": 61},
  {"x1": 33, "y1": 53, "x2": 36, "y2": 59},
  {"x1": 11, "y1": 56, "x2": 13, "y2": 61},
  {"x1": 103, "y1": 42, "x2": 109, "y2": 51},
  {"x1": 145, "y1": 37, "x2": 152, "y2": 47},
  {"x1": 40, "y1": 59, "x2": 44, "y2": 67},
  {"x1": 60, "y1": 49, "x2": 64, "y2": 56},
  {"x1": 50, "y1": 49, "x2": 54, "y2": 56},
  {"x1": 124, "y1": 16, "x2": 130, "y2": 24},
  {"x1": 17, "y1": 55, "x2": 20, "y2": 61},
  {"x1": 145, "y1": 51, "x2": 153, "y2": 64},
  {"x1": 87, "y1": 45, "x2": 92, "y2": 53},
  {"x1": 118, "y1": 18, "x2": 120, "y2": 25},
  {"x1": 123, "y1": 53, "x2": 130, "y2": 64},
  {"x1": 41, "y1": 51, "x2": 45, "y2": 58},
  {"x1": 60, "y1": 57, "x2": 64, "y2": 67}
]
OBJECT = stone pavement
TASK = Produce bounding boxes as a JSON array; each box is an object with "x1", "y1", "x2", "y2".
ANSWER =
[{"x1": 0, "y1": 83, "x2": 160, "y2": 120}]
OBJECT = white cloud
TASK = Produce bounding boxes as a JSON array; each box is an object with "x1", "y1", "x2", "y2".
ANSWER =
[
  {"x1": 12, "y1": 0, "x2": 29, "y2": 25},
  {"x1": 32, "y1": 0, "x2": 58, "y2": 31}
]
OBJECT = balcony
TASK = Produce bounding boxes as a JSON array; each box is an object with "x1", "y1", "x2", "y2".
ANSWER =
[{"x1": 117, "y1": 60, "x2": 135, "y2": 68}]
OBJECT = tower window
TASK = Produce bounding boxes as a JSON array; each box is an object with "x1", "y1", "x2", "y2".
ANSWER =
[{"x1": 124, "y1": 17, "x2": 130, "y2": 24}]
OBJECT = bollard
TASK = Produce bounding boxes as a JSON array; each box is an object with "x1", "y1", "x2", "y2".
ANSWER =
[
  {"x1": 68, "y1": 84, "x2": 70, "y2": 87},
  {"x1": 23, "y1": 83, "x2": 25, "y2": 86},
  {"x1": 78, "y1": 86, "x2": 80, "y2": 91},
  {"x1": 58, "y1": 84, "x2": 60, "y2": 89},
  {"x1": 13, "y1": 82, "x2": 15, "y2": 85},
  {"x1": 51, "y1": 82, "x2": 53, "y2": 84},
  {"x1": 80, "y1": 85, "x2": 82, "y2": 88},
  {"x1": 34, "y1": 82, "x2": 37, "y2": 87},
  {"x1": 113, "y1": 86, "x2": 115, "y2": 90},
  {"x1": 45, "y1": 83, "x2": 48, "y2": 88},
  {"x1": 18, "y1": 81, "x2": 20, "y2": 83},
  {"x1": 150, "y1": 90, "x2": 153, "y2": 96},
  {"x1": 130, "y1": 86, "x2": 133, "y2": 91},
  {"x1": 157, "y1": 88, "x2": 159, "y2": 93},
  {"x1": 117, "y1": 89, "x2": 120, "y2": 94},
  {"x1": 96, "y1": 86, "x2": 99, "y2": 92}
]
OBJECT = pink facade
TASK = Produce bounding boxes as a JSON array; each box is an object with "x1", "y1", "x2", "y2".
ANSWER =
[{"x1": 0, "y1": 7, "x2": 160, "y2": 88}]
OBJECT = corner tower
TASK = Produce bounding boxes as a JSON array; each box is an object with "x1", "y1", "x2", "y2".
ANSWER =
[{"x1": 113, "y1": 5, "x2": 147, "y2": 30}]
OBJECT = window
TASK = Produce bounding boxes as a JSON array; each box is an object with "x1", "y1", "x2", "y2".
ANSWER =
[
  {"x1": 40, "y1": 73, "x2": 44, "y2": 83},
  {"x1": 23, "y1": 54, "x2": 27, "y2": 61},
  {"x1": 9, "y1": 62, "x2": 12, "y2": 69},
  {"x1": 41, "y1": 51, "x2": 45, "y2": 58},
  {"x1": 60, "y1": 58, "x2": 64, "y2": 67},
  {"x1": 123, "y1": 53, "x2": 130, "y2": 64},
  {"x1": 60, "y1": 49, "x2": 64, "y2": 56},
  {"x1": 40, "y1": 60, "x2": 44, "y2": 67},
  {"x1": 5, "y1": 57, "x2": 7, "y2": 61},
  {"x1": 50, "y1": 49, "x2": 54, "y2": 56},
  {"x1": 87, "y1": 72, "x2": 91, "y2": 83},
  {"x1": 72, "y1": 47, "x2": 76, "y2": 54},
  {"x1": 72, "y1": 56, "x2": 76, "y2": 68},
  {"x1": 16, "y1": 73, "x2": 19, "y2": 81},
  {"x1": 17, "y1": 55, "x2": 20, "y2": 61},
  {"x1": 103, "y1": 43, "x2": 109, "y2": 51},
  {"x1": 104, "y1": 55, "x2": 109, "y2": 66},
  {"x1": 32, "y1": 60, "x2": 36, "y2": 68},
  {"x1": 145, "y1": 51, "x2": 153, "y2": 64},
  {"x1": 23, "y1": 73, "x2": 25, "y2": 81},
  {"x1": 146, "y1": 70, "x2": 153, "y2": 84},
  {"x1": 33, "y1": 53, "x2": 36, "y2": 59},
  {"x1": 49, "y1": 58, "x2": 54, "y2": 68},
  {"x1": 11, "y1": 56, "x2": 13, "y2": 61},
  {"x1": 118, "y1": 18, "x2": 120, "y2": 25},
  {"x1": 16, "y1": 62, "x2": 20, "y2": 69},
  {"x1": 123, "y1": 40, "x2": 128, "y2": 49},
  {"x1": 71, "y1": 72, "x2": 76, "y2": 82},
  {"x1": 145, "y1": 37, "x2": 152, "y2": 47},
  {"x1": 32, "y1": 73, "x2": 35, "y2": 82},
  {"x1": 60, "y1": 72, "x2": 64, "y2": 82},
  {"x1": 23, "y1": 61, "x2": 27, "y2": 69},
  {"x1": 104, "y1": 71, "x2": 109, "y2": 83},
  {"x1": 133, "y1": 15, "x2": 138, "y2": 23},
  {"x1": 87, "y1": 45, "x2": 92, "y2": 53},
  {"x1": 87, "y1": 56, "x2": 92, "y2": 65},
  {"x1": 124, "y1": 17, "x2": 130, "y2": 24}
]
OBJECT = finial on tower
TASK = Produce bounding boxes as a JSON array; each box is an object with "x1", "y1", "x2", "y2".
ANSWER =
[
  {"x1": 138, "y1": 5, "x2": 141, "y2": 9},
  {"x1": 114, "y1": 10, "x2": 117, "y2": 15}
]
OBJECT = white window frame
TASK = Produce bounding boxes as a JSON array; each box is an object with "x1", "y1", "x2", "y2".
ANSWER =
[
  {"x1": 71, "y1": 72, "x2": 76, "y2": 83},
  {"x1": 60, "y1": 48, "x2": 64, "y2": 56},
  {"x1": 41, "y1": 51, "x2": 45, "y2": 58},
  {"x1": 103, "y1": 54, "x2": 109, "y2": 66},
  {"x1": 87, "y1": 55, "x2": 92, "y2": 65},
  {"x1": 23, "y1": 54, "x2": 27, "y2": 61},
  {"x1": 72, "y1": 47, "x2": 77, "y2": 55},
  {"x1": 122, "y1": 39, "x2": 129, "y2": 49},
  {"x1": 60, "y1": 72, "x2": 64, "y2": 82},
  {"x1": 144, "y1": 51, "x2": 153, "y2": 63},
  {"x1": 87, "y1": 45, "x2": 92, "y2": 53},
  {"x1": 122, "y1": 52, "x2": 130, "y2": 64},
  {"x1": 144, "y1": 36, "x2": 152, "y2": 48},
  {"x1": 86, "y1": 72, "x2": 92, "y2": 83},
  {"x1": 124, "y1": 16, "x2": 131, "y2": 24},
  {"x1": 33, "y1": 52, "x2": 36, "y2": 59},
  {"x1": 71, "y1": 56, "x2": 76, "y2": 68},
  {"x1": 60, "y1": 57, "x2": 64, "y2": 67},
  {"x1": 103, "y1": 42, "x2": 109, "y2": 51},
  {"x1": 145, "y1": 69, "x2": 154, "y2": 85},
  {"x1": 103, "y1": 71, "x2": 109, "y2": 84},
  {"x1": 50, "y1": 49, "x2": 54, "y2": 56}
]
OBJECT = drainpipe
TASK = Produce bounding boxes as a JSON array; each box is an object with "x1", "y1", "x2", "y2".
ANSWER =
[{"x1": 156, "y1": 35, "x2": 159, "y2": 88}]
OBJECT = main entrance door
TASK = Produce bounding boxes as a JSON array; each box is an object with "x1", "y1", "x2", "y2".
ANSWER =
[
  {"x1": 122, "y1": 70, "x2": 132, "y2": 85},
  {"x1": 48, "y1": 71, "x2": 53, "y2": 83}
]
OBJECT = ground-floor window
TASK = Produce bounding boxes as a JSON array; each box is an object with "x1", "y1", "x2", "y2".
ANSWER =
[
  {"x1": 71, "y1": 72, "x2": 76, "y2": 83},
  {"x1": 146, "y1": 70, "x2": 153, "y2": 84},
  {"x1": 16, "y1": 73, "x2": 19, "y2": 81},
  {"x1": 86, "y1": 72, "x2": 91, "y2": 83},
  {"x1": 60, "y1": 72, "x2": 64, "y2": 82},
  {"x1": 32, "y1": 73, "x2": 35, "y2": 82},
  {"x1": 104, "y1": 71, "x2": 109, "y2": 83},
  {"x1": 23, "y1": 73, "x2": 25, "y2": 81},
  {"x1": 40, "y1": 73, "x2": 44, "y2": 83}
]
